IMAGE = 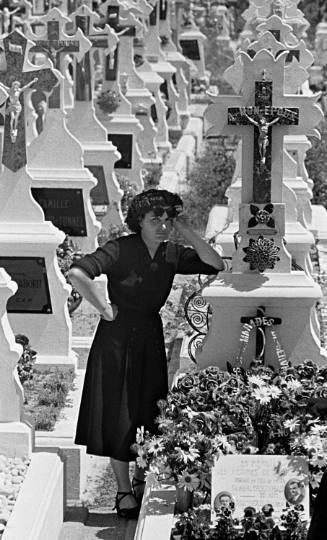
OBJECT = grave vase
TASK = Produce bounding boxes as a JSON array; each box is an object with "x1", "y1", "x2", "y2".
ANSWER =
[{"x1": 175, "y1": 485, "x2": 193, "y2": 513}]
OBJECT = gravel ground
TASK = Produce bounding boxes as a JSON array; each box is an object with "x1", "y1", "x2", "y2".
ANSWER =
[{"x1": 0, "y1": 455, "x2": 30, "y2": 537}]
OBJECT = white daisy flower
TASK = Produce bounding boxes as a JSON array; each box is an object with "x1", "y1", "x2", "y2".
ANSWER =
[
  {"x1": 269, "y1": 386, "x2": 282, "y2": 399},
  {"x1": 284, "y1": 418, "x2": 300, "y2": 432},
  {"x1": 253, "y1": 386, "x2": 271, "y2": 404},
  {"x1": 248, "y1": 375, "x2": 265, "y2": 387},
  {"x1": 147, "y1": 438, "x2": 165, "y2": 455},
  {"x1": 175, "y1": 447, "x2": 200, "y2": 463},
  {"x1": 177, "y1": 471, "x2": 200, "y2": 492},
  {"x1": 286, "y1": 379, "x2": 302, "y2": 391},
  {"x1": 136, "y1": 455, "x2": 148, "y2": 469}
]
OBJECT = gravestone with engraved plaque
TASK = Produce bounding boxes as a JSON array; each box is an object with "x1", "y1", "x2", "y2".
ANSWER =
[
  {"x1": 0, "y1": 268, "x2": 32, "y2": 457},
  {"x1": 95, "y1": 0, "x2": 144, "y2": 190},
  {"x1": 155, "y1": 0, "x2": 191, "y2": 129},
  {"x1": 65, "y1": 3, "x2": 123, "y2": 228},
  {"x1": 25, "y1": 7, "x2": 101, "y2": 253},
  {"x1": 199, "y1": 46, "x2": 325, "y2": 369},
  {"x1": 144, "y1": 0, "x2": 181, "y2": 135},
  {"x1": 102, "y1": 0, "x2": 159, "y2": 167},
  {"x1": 0, "y1": 29, "x2": 78, "y2": 370}
]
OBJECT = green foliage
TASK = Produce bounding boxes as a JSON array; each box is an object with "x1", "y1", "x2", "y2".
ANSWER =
[
  {"x1": 23, "y1": 368, "x2": 75, "y2": 431},
  {"x1": 142, "y1": 164, "x2": 162, "y2": 190},
  {"x1": 116, "y1": 173, "x2": 138, "y2": 216},
  {"x1": 15, "y1": 334, "x2": 36, "y2": 385},
  {"x1": 305, "y1": 120, "x2": 327, "y2": 207},
  {"x1": 183, "y1": 138, "x2": 236, "y2": 233},
  {"x1": 56, "y1": 236, "x2": 84, "y2": 312},
  {"x1": 96, "y1": 89, "x2": 120, "y2": 114}
]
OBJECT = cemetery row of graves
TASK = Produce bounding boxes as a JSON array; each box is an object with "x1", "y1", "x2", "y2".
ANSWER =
[{"x1": 0, "y1": 0, "x2": 327, "y2": 539}]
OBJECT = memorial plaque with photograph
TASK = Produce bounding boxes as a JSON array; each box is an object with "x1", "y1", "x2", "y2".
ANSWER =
[
  {"x1": 0, "y1": 257, "x2": 52, "y2": 313},
  {"x1": 86, "y1": 165, "x2": 109, "y2": 205},
  {"x1": 211, "y1": 455, "x2": 309, "y2": 521},
  {"x1": 108, "y1": 134, "x2": 133, "y2": 169},
  {"x1": 32, "y1": 188, "x2": 87, "y2": 236},
  {"x1": 179, "y1": 39, "x2": 200, "y2": 60}
]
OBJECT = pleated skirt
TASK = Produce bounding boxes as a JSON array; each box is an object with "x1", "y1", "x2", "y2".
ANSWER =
[{"x1": 75, "y1": 312, "x2": 168, "y2": 461}]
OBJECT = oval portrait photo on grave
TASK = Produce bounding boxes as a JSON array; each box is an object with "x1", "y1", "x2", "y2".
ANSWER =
[
  {"x1": 284, "y1": 478, "x2": 305, "y2": 505},
  {"x1": 213, "y1": 490, "x2": 235, "y2": 513}
]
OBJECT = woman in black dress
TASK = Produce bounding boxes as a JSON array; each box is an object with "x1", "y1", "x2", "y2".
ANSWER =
[{"x1": 68, "y1": 189, "x2": 224, "y2": 518}]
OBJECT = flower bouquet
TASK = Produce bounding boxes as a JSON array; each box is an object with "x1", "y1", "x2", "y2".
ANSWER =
[
  {"x1": 135, "y1": 361, "x2": 327, "y2": 503},
  {"x1": 171, "y1": 502, "x2": 308, "y2": 539}
]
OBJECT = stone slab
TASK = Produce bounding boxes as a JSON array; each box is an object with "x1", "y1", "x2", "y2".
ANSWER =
[
  {"x1": 0, "y1": 422, "x2": 32, "y2": 459},
  {"x1": 134, "y1": 482, "x2": 176, "y2": 540},
  {"x1": 2, "y1": 452, "x2": 64, "y2": 540}
]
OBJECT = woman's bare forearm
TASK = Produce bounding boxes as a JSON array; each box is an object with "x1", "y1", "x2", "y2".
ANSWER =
[{"x1": 68, "y1": 267, "x2": 112, "y2": 315}]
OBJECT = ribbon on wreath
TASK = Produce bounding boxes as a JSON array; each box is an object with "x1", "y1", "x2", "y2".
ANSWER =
[{"x1": 236, "y1": 308, "x2": 287, "y2": 372}]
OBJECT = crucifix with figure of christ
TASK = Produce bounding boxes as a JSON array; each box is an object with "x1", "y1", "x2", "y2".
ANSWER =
[
  {"x1": 25, "y1": 7, "x2": 91, "y2": 109},
  {"x1": 0, "y1": 30, "x2": 58, "y2": 173},
  {"x1": 205, "y1": 49, "x2": 322, "y2": 207},
  {"x1": 227, "y1": 71, "x2": 299, "y2": 204}
]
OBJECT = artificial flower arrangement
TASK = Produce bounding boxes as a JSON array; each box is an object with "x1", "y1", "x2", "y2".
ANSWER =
[
  {"x1": 171, "y1": 501, "x2": 308, "y2": 540},
  {"x1": 135, "y1": 360, "x2": 327, "y2": 501}
]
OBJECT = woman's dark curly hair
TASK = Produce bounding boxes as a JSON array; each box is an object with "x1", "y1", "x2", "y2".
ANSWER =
[{"x1": 125, "y1": 189, "x2": 183, "y2": 233}]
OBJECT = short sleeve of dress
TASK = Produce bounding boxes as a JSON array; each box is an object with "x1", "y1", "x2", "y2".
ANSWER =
[
  {"x1": 176, "y1": 245, "x2": 219, "y2": 275},
  {"x1": 70, "y1": 240, "x2": 119, "y2": 278}
]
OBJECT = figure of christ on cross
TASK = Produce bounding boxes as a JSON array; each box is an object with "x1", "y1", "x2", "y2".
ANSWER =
[
  {"x1": 0, "y1": 30, "x2": 58, "y2": 172},
  {"x1": 228, "y1": 75, "x2": 299, "y2": 203},
  {"x1": 0, "y1": 78, "x2": 38, "y2": 143}
]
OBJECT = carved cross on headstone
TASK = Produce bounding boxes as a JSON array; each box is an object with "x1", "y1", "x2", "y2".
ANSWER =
[
  {"x1": 70, "y1": 4, "x2": 118, "y2": 102},
  {"x1": 228, "y1": 73, "x2": 299, "y2": 203},
  {"x1": 0, "y1": 30, "x2": 58, "y2": 172},
  {"x1": 26, "y1": 8, "x2": 91, "y2": 108},
  {"x1": 241, "y1": 306, "x2": 281, "y2": 362}
]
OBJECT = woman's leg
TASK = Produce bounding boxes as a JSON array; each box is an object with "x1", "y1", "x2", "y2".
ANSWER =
[{"x1": 110, "y1": 458, "x2": 138, "y2": 510}]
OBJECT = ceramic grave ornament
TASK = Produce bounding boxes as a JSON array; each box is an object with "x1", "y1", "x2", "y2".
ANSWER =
[
  {"x1": 0, "y1": 268, "x2": 32, "y2": 457},
  {"x1": 66, "y1": 3, "x2": 123, "y2": 228},
  {"x1": 25, "y1": 8, "x2": 101, "y2": 253},
  {"x1": 0, "y1": 30, "x2": 78, "y2": 370},
  {"x1": 199, "y1": 48, "x2": 325, "y2": 368}
]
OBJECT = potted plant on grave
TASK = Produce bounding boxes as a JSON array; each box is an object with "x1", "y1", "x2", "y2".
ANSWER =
[
  {"x1": 96, "y1": 89, "x2": 121, "y2": 114},
  {"x1": 135, "y1": 360, "x2": 327, "y2": 517}
]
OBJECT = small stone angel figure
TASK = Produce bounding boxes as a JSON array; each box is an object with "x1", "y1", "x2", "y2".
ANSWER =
[{"x1": 0, "y1": 77, "x2": 38, "y2": 143}]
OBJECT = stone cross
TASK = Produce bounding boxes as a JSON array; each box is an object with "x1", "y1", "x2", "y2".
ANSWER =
[
  {"x1": 26, "y1": 7, "x2": 91, "y2": 109},
  {"x1": 69, "y1": 4, "x2": 118, "y2": 102},
  {"x1": 205, "y1": 49, "x2": 322, "y2": 206},
  {"x1": 0, "y1": 30, "x2": 58, "y2": 172},
  {"x1": 241, "y1": 306, "x2": 281, "y2": 362}
]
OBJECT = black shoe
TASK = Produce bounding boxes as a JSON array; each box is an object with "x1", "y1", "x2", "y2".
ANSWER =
[
  {"x1": 132, "y1": 477, "x2": 146, "y2": 506},
  {"x1": 113, "y1": 491, "x2": 139, "y2": 519}
]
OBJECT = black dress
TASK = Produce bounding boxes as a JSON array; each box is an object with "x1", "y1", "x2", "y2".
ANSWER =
[{"x1": 72, "y1": 233, "x2": 217, "y2": 461}]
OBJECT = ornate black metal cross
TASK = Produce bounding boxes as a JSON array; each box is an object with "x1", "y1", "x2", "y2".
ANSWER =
[
  {"x1": 71, "y1": 6, "x2": 117, "y2": 102},
  {"x1": 29, "y1": 16, "x2": 85, "y2": 108},
  {"x1": 0, "y1": 30, "x2": 58, "y2": 172},
  {"x1": 228, "y1": 76, "x2": 299, "y2": 203},
  {"x1": 240, "y1": 306, "x2": 282, "y2": 362}
]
